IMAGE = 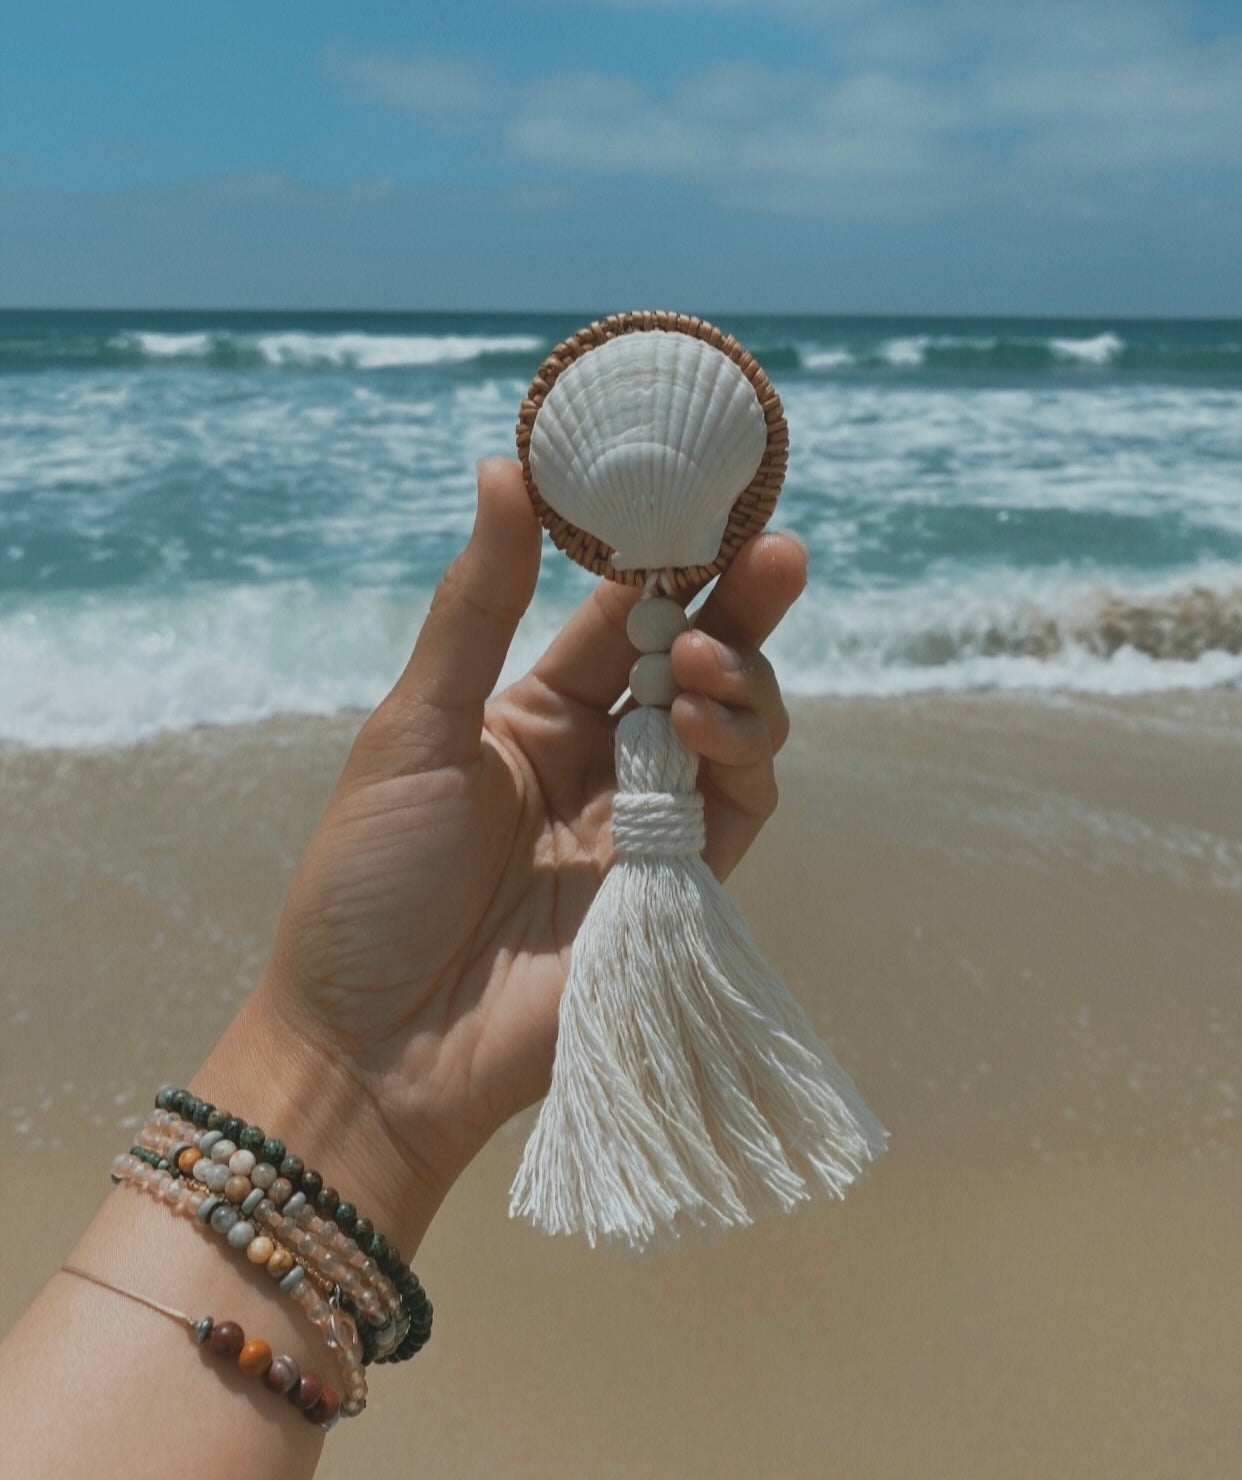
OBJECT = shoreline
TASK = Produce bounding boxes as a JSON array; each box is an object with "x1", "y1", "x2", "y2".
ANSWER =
[{"x1": 3, "y1": 690, "x2": 1239, "y2": 1476}]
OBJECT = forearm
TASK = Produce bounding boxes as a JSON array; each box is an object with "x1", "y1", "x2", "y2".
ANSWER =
[{"x1": 0, "y1": 988, "x2": 444, "y2": 1480}]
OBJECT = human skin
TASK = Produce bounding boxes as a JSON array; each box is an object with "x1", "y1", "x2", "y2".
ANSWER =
[{"x1": 0, "y1": 459, "x2": 808, "y2": 1480}]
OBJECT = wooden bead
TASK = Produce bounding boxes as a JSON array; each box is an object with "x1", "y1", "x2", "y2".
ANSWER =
[
  {"x1": 626, "y1": 597, "x2": 688, "y2": 653},
  {"x1": 237, "y1": 1338, "x2": 273, "y2": 1377},
  {"x1": 207, "y1": 1321, "x2": 245, "y2": 1360},
  {"x1": 629, "y1": 653, "x2": 679, "y2": 708}
]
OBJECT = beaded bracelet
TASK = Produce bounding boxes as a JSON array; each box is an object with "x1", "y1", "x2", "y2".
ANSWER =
[
  {"x1": 110, "y1": 1151, "x2": 369, "y2": 1417},
  {"x1": 152, "y1": 1086, "x2": 433, "y2": 1364},
  {"x1": 136, "y1": 1111, "x2": 407, "y2": 1360},
  {"x1": 61, "y1": 1263, "x2": 344, "y2": 1428}
]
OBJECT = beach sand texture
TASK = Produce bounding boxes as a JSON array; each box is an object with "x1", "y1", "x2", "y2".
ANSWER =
[{"x1": 2, "y1": 694, "x2": 1239, "y2": 1478}]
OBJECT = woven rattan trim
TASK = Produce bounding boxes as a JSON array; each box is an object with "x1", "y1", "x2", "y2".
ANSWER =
[{"x1": 515, "y1": 310, "x2": 789, "y2": 588}]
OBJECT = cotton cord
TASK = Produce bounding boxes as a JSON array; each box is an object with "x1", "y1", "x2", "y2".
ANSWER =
[
  {"x1": 510, "y1": 705, "x2": 889, "y2": 1250},
  {"x1": 612, "y1": 792, "x2": 705, "y2": 858}
]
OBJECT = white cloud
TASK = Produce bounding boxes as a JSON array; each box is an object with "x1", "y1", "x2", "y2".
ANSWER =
[
  {"x1": 323, "y1": 43, "x2": 495, "y2": 119},
  {"x1": 324, "y1": 3, "x2": 1242, "y2": 222}
]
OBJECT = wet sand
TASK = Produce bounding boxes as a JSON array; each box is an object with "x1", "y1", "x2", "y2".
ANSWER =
[{"x1": 2, "y1": 693, "x2": 1239, "y2": 1477}]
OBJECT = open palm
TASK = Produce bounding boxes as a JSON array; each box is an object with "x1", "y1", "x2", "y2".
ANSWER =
[{"x1": 259, "y1": 459, "x2": 806, "y2": 1217}]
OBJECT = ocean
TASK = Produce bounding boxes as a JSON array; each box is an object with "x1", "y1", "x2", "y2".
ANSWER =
[{"x1": 2, "y1": 308, "x2": 1241, "y2": 749}]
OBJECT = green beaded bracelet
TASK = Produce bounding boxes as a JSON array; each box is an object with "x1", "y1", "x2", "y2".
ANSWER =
[{"x1": 155, "y1": 1086, "x2": 433, "y2": 1362}]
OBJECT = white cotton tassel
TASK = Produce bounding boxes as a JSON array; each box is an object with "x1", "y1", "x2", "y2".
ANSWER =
[{"x1": 509, "y1": 702, "x2": 889, "y2": 1251}]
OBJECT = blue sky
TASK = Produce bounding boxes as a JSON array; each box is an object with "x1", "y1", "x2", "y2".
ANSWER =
[{"x1": 2, "y1": 0, "x2": 1240, "y2": 314}]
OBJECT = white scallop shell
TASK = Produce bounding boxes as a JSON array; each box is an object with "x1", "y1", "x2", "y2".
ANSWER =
[{"x1": 529, "y1": 330, "x2": 769, "y2": 571}]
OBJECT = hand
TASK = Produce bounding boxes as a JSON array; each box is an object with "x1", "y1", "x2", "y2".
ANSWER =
[{"x1": 199, "y1": 459, "x2": 807, "y2": 1250}]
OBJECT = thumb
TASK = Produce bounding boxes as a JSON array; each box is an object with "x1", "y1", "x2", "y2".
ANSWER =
[{"x1": 382, "y1": 458, "x2": 541, "y2": 764}]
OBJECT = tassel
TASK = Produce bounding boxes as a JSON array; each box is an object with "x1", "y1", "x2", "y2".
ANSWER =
[{"x1": 509, "y1": 702, "x2": 889, "y2": 1251}]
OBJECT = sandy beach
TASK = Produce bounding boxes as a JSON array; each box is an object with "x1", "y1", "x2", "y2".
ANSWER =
[{"x1": 2, "y1": 692, "x2": 1239, "y2": 1478}]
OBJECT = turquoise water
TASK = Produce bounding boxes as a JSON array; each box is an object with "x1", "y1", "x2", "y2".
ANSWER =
[{"x1": 2, "y1": 309, "x2": 1241, "y2": 747}]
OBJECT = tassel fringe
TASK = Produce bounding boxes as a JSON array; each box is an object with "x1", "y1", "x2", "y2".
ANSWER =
[{"x1": 509, "y1": 707, "x2": 887, "y2": 1251}]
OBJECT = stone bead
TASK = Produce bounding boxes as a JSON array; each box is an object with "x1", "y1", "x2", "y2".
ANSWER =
[
  {"x1": 239, "y1": 1125, "x2": 265, "y2": 1152},
  {"x1": 300, "y1": 1170, "x2": 323, "y2": 1201},
  {"x1": 279, "y1": 1155, "x2": 304, "y2": 1184},
  {"x1": 209, "y1": 1139, "x2": 237, "y2": 1164},
  {"x1": 266, "y1": 1247, "x2": 295, "y2": 1278},
  {"x1": 196, "y1": 1129, "x2": 223, "y2": 1153},
  {"x1": 196, "y1": 1195, "x2": 223, "y2": 1225},
  {"x1": 245, "y1": 1235, "x2": 275, "y2": 1265},
  {"x1": 250, "y1": 1162, "x2": 277, "y2": 1190},
  {"x1": 292, "y1": 1373, "x2": 324, "y2": 1411},
  {"x1": 224, "y1": 1175, "x2": 251, "y2": 1205},
  {"x1": 209, "y1": 1204, "x2": 239, "y2": 1235},
  {"x1": 176, "y1": 1147, "x2": 201, "y2": 1175},
  {"x1": 263, "y1": 1354, "x2": 300, "y2": 1395},
  {"x1": 289, "y1": 1280, "x2": 316, "y2": 1310},
  {"x1": 226, "y1": 1220, "x2": 255, "y2": 1250},
  {"x1": 228, "y1": 1149, "x2": 256, "y2": 1176},
  {"x1": 629, "y1": 652, "x2": 679, "y2": 708},
  {"x1": 627, "y1": 596, "x2": 688, "y2": 653},
  {"x1": 222, "y1": 1117, "x2": 246, "y2": 1144},
  {"x1": 261, "y1": 1138, "x2": 286, "y2": 1167},
  {"x1": 197, "y1": 1161, "x2": 230, "y2": 1193},
  {"x1": 309, "y1": 1388, "x2": 341, "y2": 1426},
  {"x1": 206, "y1": 1109, "x2": 228, "y2": 1132},
  {"x1": 293, "y1": 1230, "x2": 317, "y2": 1256},
  {"x1": 267, "y1": 1177, "x2": 293, "y2": 1207},
  {"x1": 279, "y1": 1266, "x2": 306, "y2": 1293},
  {"x1": 207, "y1": 1321, "x2": 245, "y2": 1360},
  {"x1": 237, "y1": 1338, "x2": 273, "y2": 1378},
  {"x1": 283, "y1": 1192, "x2": 306, "y2": 1217},
  {"x1": 240, "y1": 1187, "x2": 265, "y2": 1217}
]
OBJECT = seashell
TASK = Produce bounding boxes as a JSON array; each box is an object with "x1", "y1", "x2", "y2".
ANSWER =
[{"x1": 527, "y1": 328, "x2": 771, "y2": 573}]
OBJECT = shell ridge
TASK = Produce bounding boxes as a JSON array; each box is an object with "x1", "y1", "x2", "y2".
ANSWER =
[{"x1": 522, "y1": 323, "x2": 784, "y2": 576}]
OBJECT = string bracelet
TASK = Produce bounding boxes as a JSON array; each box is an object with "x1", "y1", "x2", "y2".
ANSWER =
[
  {"x1": 151, "y1": 1087, "x2": 432, "y2": 1364},
  {"x1": 60, "y1": 1263, "x2": 343, "y2": 1428},
  {"x1": 110, "y1": 1151, "x2": 369, "y2": 1417},
  {"x1": 136, "y1": 1110, "x2": 409, "y2": 1364}
]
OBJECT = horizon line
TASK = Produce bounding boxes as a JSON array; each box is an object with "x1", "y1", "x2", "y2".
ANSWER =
[{"x1": 2, "y1": 305, "x2": 1240, "y2": 323}]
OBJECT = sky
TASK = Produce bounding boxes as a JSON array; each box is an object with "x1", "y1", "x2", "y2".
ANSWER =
[{"x1": 2, "y1": 0, "x2": 1241, "y2": 315}]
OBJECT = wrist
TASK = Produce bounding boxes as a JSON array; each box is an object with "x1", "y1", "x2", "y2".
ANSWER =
[{"x1": 189, "y1": 981, "x2": 448, "y2": 1261}]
